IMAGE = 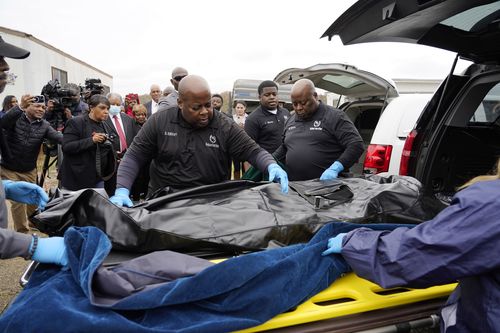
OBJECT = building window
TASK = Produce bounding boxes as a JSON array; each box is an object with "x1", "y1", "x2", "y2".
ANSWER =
[{"x1": 51, "y1": 67, "x2": 68, "y2": 85}]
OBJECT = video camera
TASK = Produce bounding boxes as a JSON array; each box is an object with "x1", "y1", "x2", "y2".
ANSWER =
[
  {"x1": 81, "y1": 78, "x2": 105, "y2": 104},
  {"x1": 41, "y1": 79, "x2": 78, "y2": 107},
  {"x1": 40, "y1": 79, "x2": 80, "y2": 131}
]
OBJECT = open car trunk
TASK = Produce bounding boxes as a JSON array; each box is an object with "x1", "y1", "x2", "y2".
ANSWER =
[
  {"x1": 323, "y1": 0, "x2": 500, "y2": 197},
  {"x1": 412, "y1": 66, "x2": 500, "y2": 198}
]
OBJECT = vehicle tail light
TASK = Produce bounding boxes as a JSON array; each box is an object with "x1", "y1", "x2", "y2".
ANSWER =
[
  {"x1": 399, "y1": 129, "x2": 418, "y2": 176},
  {"x1": 363, "y1": 144, "x2": 393, "y2": 174}
]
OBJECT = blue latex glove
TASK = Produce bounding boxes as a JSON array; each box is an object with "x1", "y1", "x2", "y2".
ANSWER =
[
  {"x1": 32, "y1": 237, "x2": 68, "y2": 266},
  {"x1": 109, "y1": 187, "x2": 133, "y2": 207},
  {"x1": 3, "y1": 180, "x2": 49, "y2": 211},
  {"x1": 322, "y1": 233, "x2": 347, "y2": 256},
  {"x1": 320, "y1": 161, "x2": 344, "y2": 180},
  {"x1": 267, "y1": 163, "x2": 289, "y2": 194}
]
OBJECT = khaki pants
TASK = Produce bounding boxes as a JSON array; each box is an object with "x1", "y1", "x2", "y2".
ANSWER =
[{"x1": 1, "y1": 167, "x2": 37, "y2": 233}]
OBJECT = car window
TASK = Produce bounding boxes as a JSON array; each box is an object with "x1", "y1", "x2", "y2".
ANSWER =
[
  {"x1": 323, "y1": 74, "x2": 363, "y2": 89},
  {"x1": 441, "y1": 2, "x2": 500, "y2": 32},
  {"x1": 469, "y1": 82, "x2": 500, "y2": 123}
]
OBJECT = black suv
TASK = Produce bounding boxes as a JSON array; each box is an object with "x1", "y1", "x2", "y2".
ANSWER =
[{"x1": 324, "y1": 0, "x2": 500, "y2": 199}]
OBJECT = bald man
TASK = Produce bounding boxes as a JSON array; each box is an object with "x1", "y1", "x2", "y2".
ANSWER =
[
  {"x1": 109, "y1": 75, "x2": 289, "y2": 206},
  {"x1": 162, "y1": 86, "x2": 175, "y2": 97},
  {"x1": 145, "y1": 84, "x2": 162, "y2": 117},
  {"x1": 274, "y1": 79, "x2": 364, "y2": 181},
  {"x1": 157, "y1": 66, "x2": 188, "y2": 112}
]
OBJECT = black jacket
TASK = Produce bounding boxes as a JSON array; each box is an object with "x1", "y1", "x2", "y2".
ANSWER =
[
  {"x1": 244, "y1": 106, "x2": 290, "y2": 154},
  {"x1": 117, "y1": 108, "x2": 275, "y2": 192},
  {"x1": 1, "y1": 106, "x2": 62, "y2": 172},
  {"x1": 104, "y1": 113, "x2": 140, "y2": 154},
  {"x1": 274, "y1": 102, "x2": 364, "y2": 181},
  {"x1": 60, "y1": 115, "x2": 113, "y2": 190}
]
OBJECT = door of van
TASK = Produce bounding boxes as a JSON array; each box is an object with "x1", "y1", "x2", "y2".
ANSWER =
[{"x1": 274, "y1": 63, "x2": 399, "y2": 174}]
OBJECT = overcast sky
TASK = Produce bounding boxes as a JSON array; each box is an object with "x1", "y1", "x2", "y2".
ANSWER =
[{"x1": 2, "y1": 0, "x2": 469, "y2": 96}]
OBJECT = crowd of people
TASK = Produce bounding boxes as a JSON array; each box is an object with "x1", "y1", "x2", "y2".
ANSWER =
[{"x1": 0, "y1": 35, "x2": 498, "y2": 332}]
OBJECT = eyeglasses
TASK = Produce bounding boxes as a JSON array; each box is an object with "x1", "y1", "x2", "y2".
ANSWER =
[{"x1": 173, "y1": 75, "x2": 186, "y2": 82}]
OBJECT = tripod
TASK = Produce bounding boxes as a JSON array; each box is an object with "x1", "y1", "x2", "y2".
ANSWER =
[{"x1": 38, "y1": 142, "x2": 61, "y2": 188}]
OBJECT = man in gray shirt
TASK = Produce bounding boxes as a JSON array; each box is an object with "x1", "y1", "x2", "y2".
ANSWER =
[{"x1": 157, "y1": 66, "x2": 188, "y2": 112}]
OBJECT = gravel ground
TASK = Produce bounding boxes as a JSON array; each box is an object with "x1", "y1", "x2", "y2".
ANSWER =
[{"x1": 0, "y1": 160, "x2": 58, "y2": 314}]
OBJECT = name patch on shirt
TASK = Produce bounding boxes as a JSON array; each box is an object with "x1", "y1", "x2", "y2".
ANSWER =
[
  {"x1": 165, "y1": 131, "x2": 177, "y2": 137},
  {"x1": 265, "y1": 120, "x2": 274, "y2": 125}
]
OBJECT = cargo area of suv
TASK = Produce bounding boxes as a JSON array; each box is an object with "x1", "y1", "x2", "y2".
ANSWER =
[{"x1": 324, "y1": 0, "x2": 500, "y2": 199}]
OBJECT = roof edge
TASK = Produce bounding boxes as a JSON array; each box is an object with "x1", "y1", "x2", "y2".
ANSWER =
[{"x1": 0, "y1": 26, "x2": 113, "y2": 79}]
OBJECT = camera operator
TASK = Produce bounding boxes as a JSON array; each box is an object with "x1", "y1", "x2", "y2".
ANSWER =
[{"x1": 44, "y1": 82, "x2": 88, "y2": 131}]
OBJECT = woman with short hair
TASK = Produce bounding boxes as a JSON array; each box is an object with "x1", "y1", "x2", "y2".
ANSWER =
[{"x1": 60, "y1": 95, "x2": 114, "y2": 190}]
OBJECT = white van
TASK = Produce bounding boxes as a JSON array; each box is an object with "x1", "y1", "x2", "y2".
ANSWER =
[{"x1": 363, "y1": 94, "x2": 432, "y2": 176}]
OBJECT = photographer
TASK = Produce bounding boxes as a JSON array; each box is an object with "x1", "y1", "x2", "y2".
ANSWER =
[
  {"x1": 43, "y1": 82, "x2": 88, "y2": 131},
  {"x1": 1, "y1": 94, "x2": 62, "y2": 233},
  {"x1": 59, "y1": 95, "x2": 115, "y2": 191}
]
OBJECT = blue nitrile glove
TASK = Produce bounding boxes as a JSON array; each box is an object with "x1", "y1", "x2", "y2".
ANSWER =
[
  {"x1": 32, "y1": 236, "x2": 68, "y2": 266},
  {"x1": 267, "y1": 163, "x2": 289, "y2": 194},
  {"x1": 320, "y1": 161, "x2": 344, "y2": 180},
  {"x1": 109, "y1": 187, "x2": 133, "y2": 207},
  {"x1": 3, "y1": 180, "x2": 49, "y2": 211},
  {"x1": 322, "y1": 233, "x2": 347, "y2": 256}
]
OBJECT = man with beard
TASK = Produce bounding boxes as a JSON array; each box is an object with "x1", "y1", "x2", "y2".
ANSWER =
[
  {"x1": 244, "y1": 80, "x2": 290, "y2": 154},
  {"x1": 109, "y1": 75, "x2": 288, "y2": 207},
  {"x1": 274, "y1": 79, "x2": 364, "y2": 181}
]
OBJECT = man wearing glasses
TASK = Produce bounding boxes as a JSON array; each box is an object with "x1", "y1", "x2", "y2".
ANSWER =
[{"x1": 157, "y1": 67, "x2": 188, "y2": 112}]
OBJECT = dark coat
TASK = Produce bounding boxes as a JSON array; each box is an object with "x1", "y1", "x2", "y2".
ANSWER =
[
  {"x1": 103, "y1": 113, "x2": 140, "y2": 195},
  {"x1": 116, "y1": 108, "x2": 274, "y2": 193},
  {"x1": 341, "y1": 179, "x2": 500, "y2": 332},
  {"x1": 104, "y1": 112, "x2": 139, "y2": 153},
  {"x1": 59, "y1": 115, "x2": 113, "y2": 190},
  {"x1": 1, "y1": 105, "x2": 62, "y2": 172},
  {"x1": 144, "y1": 101, "x2": 152, "y2": 118}
]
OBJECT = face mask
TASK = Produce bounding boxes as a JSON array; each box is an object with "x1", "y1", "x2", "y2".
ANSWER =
[{"x1": 109, "y1": 105, "x2": 121, "y2": 115}]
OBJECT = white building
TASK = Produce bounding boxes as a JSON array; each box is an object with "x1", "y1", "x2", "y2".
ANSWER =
[{"x1": 0, "y1": 26, "x2": 112, "y2": 101}]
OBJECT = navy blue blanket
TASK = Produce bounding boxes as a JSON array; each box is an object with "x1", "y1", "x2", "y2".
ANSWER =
[{"x1": 0, "y1": 223, "x2": 402, "y2": 332}]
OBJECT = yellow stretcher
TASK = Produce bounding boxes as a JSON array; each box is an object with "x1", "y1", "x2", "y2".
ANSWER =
[{"x1": 238, "y1": 272, "x2": 456, "y2": 332}]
